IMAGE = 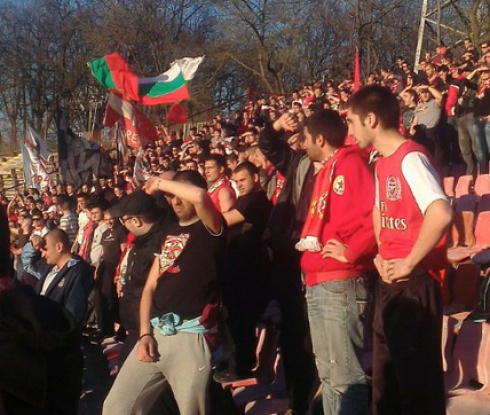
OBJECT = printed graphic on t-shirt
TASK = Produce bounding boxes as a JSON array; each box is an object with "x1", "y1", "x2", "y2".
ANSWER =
[{"x1": 157, "y1": 233, "x2": 189, "y2": 275}]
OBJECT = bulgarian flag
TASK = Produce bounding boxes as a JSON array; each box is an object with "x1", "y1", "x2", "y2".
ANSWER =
[{"x1": 88, "y1": 53, "x2": 191, "y2": 106}]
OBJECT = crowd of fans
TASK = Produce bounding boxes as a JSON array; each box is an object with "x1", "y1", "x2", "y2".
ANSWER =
[{"x1": 0, "y1": 39, "x2": 489, "y2": 415}]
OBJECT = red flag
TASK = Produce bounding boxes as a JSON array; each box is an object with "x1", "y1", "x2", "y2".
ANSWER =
[
  {"x1": 166, "y1": 102, "x2": 188, "y2": 124},
  {"x1": 354, "y1": 47, "x2": 361, "y2": 92},
  {"x1": 103, "y1": 92, "x2": 158, "y2": 149}
]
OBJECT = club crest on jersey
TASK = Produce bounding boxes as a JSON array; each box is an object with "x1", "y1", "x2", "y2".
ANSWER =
[
  {"x1": 157, "y1": 233, "x2": 190, "y2": 275},
  {"x1": 333, "y1": 175, "x2": 345, "y2": 195},
  {"x1": 386, "y1": 176, "x2": 402, "y2": 201}
]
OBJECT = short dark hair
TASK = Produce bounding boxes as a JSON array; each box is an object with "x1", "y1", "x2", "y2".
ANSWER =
[
  {"x1": 405, "y1": 89, "x2": 419, "y2": 103},
  {"x1": 303, "y1": 109, "x2": 347, "y2": 148},
  {"x1": 347, "y1": 85, "x2": 399, "y2": 130},
  {"x1": 46, "y1": 228, "x2": 70, "y2": 251},
  {"x1": 174, "y1": 170, "x2": 208, "y2": 190},
  {"x1": 87, "y1": 202, "x2": 105, "y2": 211},
  {"x1": 234, "y1": 161, "x2": 259, "y2": 176},
  {"x1": 204, "y1": 154, "x2": 226, "y2": 169}
]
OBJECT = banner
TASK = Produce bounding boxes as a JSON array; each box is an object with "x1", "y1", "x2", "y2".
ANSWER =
[
  {"x1": 133, "y1": 149, "x2": 151, "y2": 183},
  {"x1": 57, "y1": 115, "x2": 113, "y2": 188},
  {"x1": 22, "y1": 127, "x2": 53, "y2": 189},
  {"x1": 103, "y1": 92, "x2": 158, "y2": 149}
]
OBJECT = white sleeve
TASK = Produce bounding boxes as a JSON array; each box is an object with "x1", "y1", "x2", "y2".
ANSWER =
[
  {"x1": 374, "y1": 168, "x2": 380, "y2": 209},
  {"x1": 401, "y1": 152, "x2": 449, "y2": 214}
]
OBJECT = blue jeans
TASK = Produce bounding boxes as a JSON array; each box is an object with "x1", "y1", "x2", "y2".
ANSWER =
[
  {"x1": 473, "y1": 117, "x2": 490, "y2": 173},
  {"x1": 306, "y1": 277, "x2": 369, "y2": 415}
]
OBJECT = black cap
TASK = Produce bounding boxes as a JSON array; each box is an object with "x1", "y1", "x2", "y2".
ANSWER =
[{"x1": 106, "y1": 190, "x2": 158, "y2": 218}]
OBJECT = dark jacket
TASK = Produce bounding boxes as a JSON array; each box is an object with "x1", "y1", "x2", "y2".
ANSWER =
[
  {"x1": 119, "y1": 219, "x2": 168, "y2": 332},
  {"x1": 259, "y1": 123, "x2": 315, "y2": 254},
  {"x1": 22, "y1": 244, "x2": 93, "y2": 326},
  {"x1": 0, "y1": 286, "x2": 83, "y2": 415}
]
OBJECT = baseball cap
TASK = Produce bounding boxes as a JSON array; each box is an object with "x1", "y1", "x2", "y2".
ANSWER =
[
  {"x1": 106, "y1": 190, "x2": 158, "y2": 218},
  {"x1": 45, "y1": 205, "x2": 57, "y2": 214}
]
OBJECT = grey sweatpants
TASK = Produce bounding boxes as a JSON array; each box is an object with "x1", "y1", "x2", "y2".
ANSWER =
[{"x1": 103, "y1": 331, "x2": 212, "y2": 415}]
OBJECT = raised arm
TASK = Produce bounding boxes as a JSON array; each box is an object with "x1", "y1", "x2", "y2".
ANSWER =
[{"x1": 144, "y1": 177, "x2": 222, "y2": 234}]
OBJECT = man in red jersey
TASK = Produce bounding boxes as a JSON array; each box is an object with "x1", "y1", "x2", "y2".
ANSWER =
[
  {"x1": 204, "y1": 154, "x2": 236, "y2": 212},
  {"x1": 347, "y1": 85, "x2": 452, "y2": 415}
]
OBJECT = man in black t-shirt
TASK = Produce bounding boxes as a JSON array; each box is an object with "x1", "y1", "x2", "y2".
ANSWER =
[
  {"x1": 93, "y1": 212, "x2": 127, "y2": 338},
  {"x1": 217, "y1": 161, "x2": 273, "y2": 381},
  {"x1": 103, "y1": 171, "x2": 226, "y2": 415}
]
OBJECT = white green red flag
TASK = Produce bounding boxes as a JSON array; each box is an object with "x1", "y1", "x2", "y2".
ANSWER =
[
  {"x1": 103, "y1": 92, "x2": 158, "y2": 149},
  {"x1": 88, "y1": 53, "x2": 192, "y2": 105},
  {"x1": 170, "y1": 56, "x2": 205, "y2": 81}
]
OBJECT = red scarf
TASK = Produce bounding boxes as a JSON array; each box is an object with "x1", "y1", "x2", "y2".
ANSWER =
[
  {"x1": 296, "y1": 150, "x2": 338, "y2": 252},
  {"x1": 477, "y1": 80, "x2": 490, "y2": 99},
  {"x1": 78, "y1": 220, "x2": 95, "y2": 261}
]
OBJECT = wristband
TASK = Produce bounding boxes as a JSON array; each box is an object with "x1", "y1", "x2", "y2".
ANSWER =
[{"x1": 139, "y1": 333, "x2": 153, "y2": 341}]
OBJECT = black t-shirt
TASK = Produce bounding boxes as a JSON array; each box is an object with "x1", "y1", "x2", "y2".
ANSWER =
[
  {"x1": 101, "y1": 225, "x2": 127, "y2": 264},
  {"x1": 152, "y1": 219, "x2": 226, "y2": 320},
  {"x1": 227, "y1": 190, "x2": 272, "y2": 264}
]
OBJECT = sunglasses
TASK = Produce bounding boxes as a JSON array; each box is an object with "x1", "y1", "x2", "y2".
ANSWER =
[
  {"x1": 119, "y1": 216, "x2": 136, "y2": 225},
  {"x1": 32, "y1": 217, "x2": 41, "y2": 221}
]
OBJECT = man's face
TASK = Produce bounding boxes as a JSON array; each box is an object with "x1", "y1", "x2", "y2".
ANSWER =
[
  {"x1": 243, "y1": 132, "x2": 256, "y2": 144},
  {"x1": 41, "y1": 235, "x2": 60, "y2": 265},
  {"x1": 425, "y1": 66, "x2": 435, "y2": 77},
  {"x1": 77, "y1": 198, "x2": 87, "y2": 211},
  {"x1": 346, "y1": 110, "x2": 372, "y2": 149},
  {"x1": 303, "y1": 127, "x2": 322, "y2": 162},
  {"x1": 401, "y1": 92, "x2": 413, "y2": 106},
  {"x1": 81, "y1": 184, "x2": 89, "y2": 193},
  {"x1": 234, "y1": 169, "x2": 257, "y2": 196},
  {"x1": 171, "y1": 195, "x2": 196, "y2": 222},
  {"x1": 419, "y1": 90, "x2": 431, "y2": 103},
  {"x1": 185, "y1": 161, "x2": 198, "y2": 171},
  {"x1": 104, "y1": 213, "x2": 115, "y2": 228},
  {"x1": 91, "y1": 207, "x2": 104, "y2": 222},
  {"x1": 227, "y1": 159, "x2": 238, "y2": 172},
  {"x1": 66, "y1": 184, "x2": 74, "y2": 194},
  {"x1": 204, "y1": 160, "x2": 223, "y2": 183},
  {"x1": 32, "y1": 214, "x2": 44, "y2": 227},
  {"x1": 481, "y1": 68, "x2": 490, "y2": 81}
]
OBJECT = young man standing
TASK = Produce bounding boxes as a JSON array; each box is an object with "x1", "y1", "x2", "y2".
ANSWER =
[
  {"x1": 347, "y1": 85, "x2": 452, "y2": 415},
  {"x1": 216, "y1": 161, "x2": 273, "y2": 382},
  {"x1": 103, "y1": 171, "x2": 226, "y2": 415},
  {"x1": 296, "y1": 110, "x2": 377, "y2": 415}
]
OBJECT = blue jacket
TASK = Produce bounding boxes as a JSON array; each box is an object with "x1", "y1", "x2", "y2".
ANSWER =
[{"x1": 21, "y1": 243, "x2": 93, "y2": 325}]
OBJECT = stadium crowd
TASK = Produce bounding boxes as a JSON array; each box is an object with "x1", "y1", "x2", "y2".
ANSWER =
[{"x1": 1, "y1": 39, "x2": 490, "y2": 415}]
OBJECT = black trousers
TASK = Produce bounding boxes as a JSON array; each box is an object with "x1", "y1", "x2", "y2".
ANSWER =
[{"x1": 372, "y1": 272, "x2": 445, "y2": 415}]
